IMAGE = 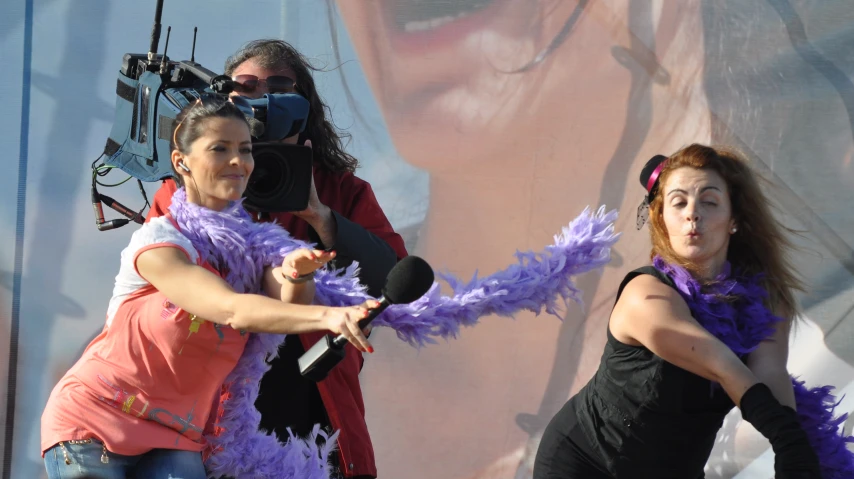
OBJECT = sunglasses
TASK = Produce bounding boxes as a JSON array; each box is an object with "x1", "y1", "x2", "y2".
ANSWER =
[{"x1": 231, "y1": 74, "x2": 298, "y2": 95}]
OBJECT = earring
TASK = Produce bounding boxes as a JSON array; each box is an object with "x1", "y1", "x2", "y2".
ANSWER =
[{"x1": 731, "y1": 226, "x2": 737, "y2": 234}]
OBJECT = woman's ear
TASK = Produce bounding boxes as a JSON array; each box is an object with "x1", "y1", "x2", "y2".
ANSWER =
[
  {"x1": 171, "y1": 150, "x2": 189, "y2": 177},
  {"x1": 171, "y1": 149, "x2": 182, "y2": 168}
]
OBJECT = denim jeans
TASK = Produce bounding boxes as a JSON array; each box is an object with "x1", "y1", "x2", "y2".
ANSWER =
[{"x1": 44, "y1": 439, "x2": 206, "y2": 479}]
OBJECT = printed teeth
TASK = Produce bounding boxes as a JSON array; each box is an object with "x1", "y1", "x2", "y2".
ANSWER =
[
  {"x1": 403, "y1": 13, "x2": 467, "y2": 33},
  {"x1": 397, "y1": 0, "x2": 494, "y2": 33}
]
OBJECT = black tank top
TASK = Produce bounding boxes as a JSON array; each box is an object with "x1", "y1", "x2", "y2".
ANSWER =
[{"x1": 570, "y1": 266, "x2": 735, "y2": 478}]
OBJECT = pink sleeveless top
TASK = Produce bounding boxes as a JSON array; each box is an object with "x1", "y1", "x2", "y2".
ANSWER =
[{"x1": 41, "y1": 216, "x2": 249, "y2": 456}]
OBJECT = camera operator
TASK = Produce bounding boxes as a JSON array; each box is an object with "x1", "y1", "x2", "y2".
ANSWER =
[{"x1": 146, "y1": 39, "x2": 407, "y2": 479}]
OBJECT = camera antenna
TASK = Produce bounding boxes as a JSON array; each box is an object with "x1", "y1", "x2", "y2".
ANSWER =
[
  {"x1": 159, "y1": 26, "x2": 172, "y2": 74},
  {"x1": 190, "y1": 27, "x2": 198, "y2": 63},
  {"x1": 147, "y1": 0, "x2": 165, "y2": 62}
]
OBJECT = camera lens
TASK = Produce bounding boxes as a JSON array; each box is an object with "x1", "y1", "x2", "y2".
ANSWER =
[{"x1": 246, "y1": 146, "x2": 293, "y2": 200}]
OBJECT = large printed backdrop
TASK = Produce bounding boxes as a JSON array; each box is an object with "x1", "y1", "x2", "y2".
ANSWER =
[{"x1": 1, "y1": 1, "x2": 852, "y2": 478}]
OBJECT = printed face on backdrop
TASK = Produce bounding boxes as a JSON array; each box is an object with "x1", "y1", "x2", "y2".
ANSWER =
[{"x1": 335, "y1": 0, "x2": 650, "y2": 173}]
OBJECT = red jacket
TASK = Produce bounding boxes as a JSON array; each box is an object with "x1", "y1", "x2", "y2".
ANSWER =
[{"x1": 146, "y1": 170, "x2": 407, "y2": 477}]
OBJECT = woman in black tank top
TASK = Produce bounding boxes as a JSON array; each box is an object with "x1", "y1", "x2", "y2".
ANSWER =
[{"x1": 534, "y1": 145, "x2": 821, "y2": 478}]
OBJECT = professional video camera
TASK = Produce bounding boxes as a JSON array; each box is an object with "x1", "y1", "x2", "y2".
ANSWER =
[{"x1": 91, "y1": 0, "x2": 314, "y2": 231}]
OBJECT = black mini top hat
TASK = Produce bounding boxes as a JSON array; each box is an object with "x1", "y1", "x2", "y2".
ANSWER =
[
  {"x1": 640, "y1": 154, "x2": 669, "y2": 201},
  {"x1": 636, "y1": 154, "x2": 668, "y2": 229}
]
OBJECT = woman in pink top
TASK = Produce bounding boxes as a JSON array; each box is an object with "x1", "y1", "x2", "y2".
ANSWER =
[{"x1": 41, "y1": 97, "x2": 377, "y2": 479}]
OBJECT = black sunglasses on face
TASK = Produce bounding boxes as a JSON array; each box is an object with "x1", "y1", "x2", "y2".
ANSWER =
[{"x1": 231, "y1": 74, "x2": 298, "y2": 94}]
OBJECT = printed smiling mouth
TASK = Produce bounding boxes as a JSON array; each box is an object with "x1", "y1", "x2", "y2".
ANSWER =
[{"x1": 390, "y1": 0, "x2": 496, "y2": 33}]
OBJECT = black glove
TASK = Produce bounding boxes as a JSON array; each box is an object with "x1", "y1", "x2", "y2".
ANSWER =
[{"x1": 740, "y1": 383, "x2": 821, "y2": 478}]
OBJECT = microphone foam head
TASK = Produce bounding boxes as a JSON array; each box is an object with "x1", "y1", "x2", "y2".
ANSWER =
[
  {"x1": 247, "y1": 117, "x2": 266, "y2": 139},
  {"x1": 383, "y1": 256, "x2": 435, "y2": 304}
]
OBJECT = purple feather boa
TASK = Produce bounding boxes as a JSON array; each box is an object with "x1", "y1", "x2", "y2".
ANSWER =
[
  {"x1": 168, "y1": 189, "x2": 619, "y2": 478},
  {"x1": 654, "y1": 257, "x2": 854, "y2": 478},
  {"x1": 369, "y1": 205, "x2": 620, "y2": 347}
]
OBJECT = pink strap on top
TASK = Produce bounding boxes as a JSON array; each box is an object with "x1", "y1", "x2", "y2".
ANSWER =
[{"x1": 646, "y1": 160, "x2": 668, "y2": 194}]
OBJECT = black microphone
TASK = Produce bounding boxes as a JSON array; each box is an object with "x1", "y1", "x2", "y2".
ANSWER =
[
  {"x1": 298, "y1": 255, "x2": 435, "y2": 382},
  {"x1": 246, "y1": 117, "x2": 266, "y2": 138}
]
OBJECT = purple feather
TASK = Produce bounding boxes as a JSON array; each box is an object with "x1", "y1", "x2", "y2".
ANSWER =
[
  {"x1": 654, "y1": 256, "x2": 779, "y2": 357},
  {"x1": 792, "y1": 379, "x2": 854, "y2": 478},
  {"x1": 169, "y1": 189, "x2": 339, "y2": 478},
  {"x1": 654, "y1": 257, "x2": 854, "y2": 477},
  {"x1": 203, "y1": 334, "x2": 337, "y2": 479},
  {"x1": 169, "y1": 189, "x2": 619, "y2": 478},
  {"x1": 372, "y1": 206, "x2": 620, "y2": 347}
]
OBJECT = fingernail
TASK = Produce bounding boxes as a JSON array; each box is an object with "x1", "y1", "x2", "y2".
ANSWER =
[
  {"x1": 292, "y1": 272, "x2": 298, "y2": 278},
  {"x1": 310, "y1": 254, "x2": 317, "y2": 260},
  {"x1": 363, "y1": 310, "x2": 370, "y2": 317},
  {"x1": 367, "y1": 347, "x2": 374, "y2": 354}
]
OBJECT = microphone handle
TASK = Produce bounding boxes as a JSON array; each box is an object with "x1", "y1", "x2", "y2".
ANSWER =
[
  {"x1": 331, "y1": 296, "x2": 390, "y2": 348},
  {"x1": 97, "y1": 219, "x2": 130, "y2": 231}
]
